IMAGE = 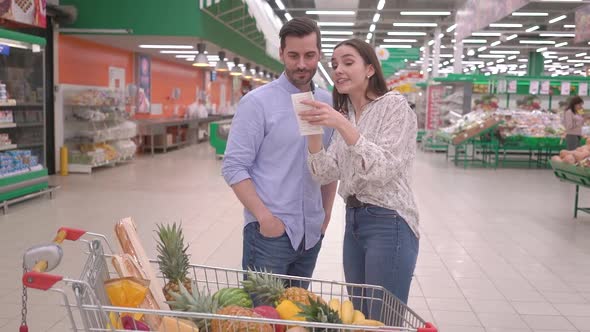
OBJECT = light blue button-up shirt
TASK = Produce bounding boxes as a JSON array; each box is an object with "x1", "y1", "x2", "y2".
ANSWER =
[{"x1": 222, "y1": 73, "x2": 333, "y2": 250}]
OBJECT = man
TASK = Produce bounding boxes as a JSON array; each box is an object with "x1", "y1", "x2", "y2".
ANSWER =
[{"x1": 221, "y1": 17, "x2": 337, "y2": 283}]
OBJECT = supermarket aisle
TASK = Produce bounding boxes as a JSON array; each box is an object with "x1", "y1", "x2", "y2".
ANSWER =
[{"x1": 2, "y1": 144, "x2": 590, "y2": 331}]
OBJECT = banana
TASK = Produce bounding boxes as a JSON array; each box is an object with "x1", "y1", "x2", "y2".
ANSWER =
[
  {"x1": 352, "y1": 319, "x2": 385, "y2": 326},
  {"x1": 341, "y1": 300, "x2": 354, "y2": 324},
  {"x1": 352, "y1": 310, "x2": 365, "y2": 323},
  {"x1": 328, "y1": 298, "x2": 341, "y2": 317}
]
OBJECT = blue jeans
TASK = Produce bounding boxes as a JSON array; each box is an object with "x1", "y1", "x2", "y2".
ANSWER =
[
  {"x1": 344, "y1": 205, "x2": 419, "y2": 321},
  {"x1": 242, "y1": 222, "x2": 323, "y2": 291}
]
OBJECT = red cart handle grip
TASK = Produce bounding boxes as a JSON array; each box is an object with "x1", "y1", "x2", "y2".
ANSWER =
[
  {"x1": 418, "y1": 322, "x2": 437, "y2": 332},
  {"x1": 56, "y1": 227, "x2": 86, "y2": 242},
  {"x1": 22, "y1": 272, "x2": 63, "y2": 291}
]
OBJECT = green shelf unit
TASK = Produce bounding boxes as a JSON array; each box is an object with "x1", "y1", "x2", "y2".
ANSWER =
[
  {"x1": 209, "y1": 120, "x2": 232, "y2": 157},
  {"x1": 550, "y1": 161, "x2": 590, "y2": 218},
  {"x1": 452, "y1": 124, "x2": 502, "y2": 169},
  {"x1": 417, "y1": 130, "x2": 427, "y2": 142},
  {"x1": 0, "y1": 169, "x2": 49, "y2": 202}
]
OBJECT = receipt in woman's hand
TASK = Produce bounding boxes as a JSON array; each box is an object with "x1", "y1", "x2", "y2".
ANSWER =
[{"x1": 291, "y1": 92, "x2": 324, "y2": 136}]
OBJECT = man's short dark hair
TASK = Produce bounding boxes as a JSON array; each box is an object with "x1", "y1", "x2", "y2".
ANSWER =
[{"x1": 279, "y1": 17, "x2": 322, "y2": 51}]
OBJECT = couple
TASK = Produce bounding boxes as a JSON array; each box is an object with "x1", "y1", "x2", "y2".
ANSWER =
[{"x1": 221, "y1": 17, "x2": 419, "y2": 318}]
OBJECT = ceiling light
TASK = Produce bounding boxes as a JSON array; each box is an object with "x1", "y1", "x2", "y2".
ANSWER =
[
  {"x1": 564, "y1": 25, "x2": 576, "y2": 28},
  {"x1": 447, "y1": 24, "x2": 457, "y2": 33},
  {"x1": 193, "y1": 43, "x2": 209, "y2": 67},
  {"x1": 526, "y1": 26, "x2": 540, "y2": 32},
  {"x1": 518, "y1": 59, "x2": 528, "y2": 62},
  {"x1": 491, "y1": 41, "x2": 502, "y2": 47},
  {"x1": 567, "y1": 59, "x2": 590, "y2": 63},
  {"x1": 306, "y1": 10, "x2": 355, "y2": 15},
  {"x1": 559, "y1": 56, "x2": 569, "y2": 61},
  {"x1": 478, "y1": 54, "x2": 506, "y2": 58},
  {"x1": 230, "y1": 57, "x2": 243, "y2": 76},
  {"x1": 369, "y1": 24, "x2": 376, "y2": 32},
  {"x1": 497, "y1": 59, "x2": 505, "y2": 63},
  {"x1": 520, "y1": 40, "x2": 555, "y2": 44},
  {"x1": 318, "y1": 22, "x2": 355, "y2": 26},
  {"x1": 161, "y1": 50, "x2": 200, "y2": 54},
  {"x1": 275, "y1": 0, "x2": 286, "y2": 10},
  {"x1": 545, "y1": 59, "x2": 553, "y2": 64},
  {"x1": 387, "y1": 31, "x2": 427, "y2": 36},
  {"x1": 420, "y1": 46, "x2": 425, "y2": 51},
  {"x1": 400, "y1": 11, "x2": 451, "y2": 16},
  {"x1": 383, "y1": 38, "x2": 417, "y2": 42},
  {"x1": 428, "y1": 40, "x2": 435, "y2": 46},
  {"x1": 140, "y1": 44, "x2": 193, "y2": 49},
  {"x1": 439, "y1": 33, "x2": 444, "y2": 39},
  {"x1": 440, "y1": 54, "x2": 454, "y2": 58},
  {"x1": 508, "y1": 55, "x2": 517, "y2": 60},
  {"x1": 378, "y1": 44, "x2": 413, "y2": 48},
  {"x1": 490, "y1": 50, "x2": 520, "y2": 55},
  {"x1": 320, "y1": 31, "x2": 354, "y2": 35},
  {"x1": 575, "y1": 63, "x2": 584, "y2": 67},
  {"x1": 490, "y1": 23, "x2": 523, "y2": 28},
  {"x1": 549, "y1": 15, "x2": 567, "y2": 24},
  {"x1": 478, "y1": 46, "x2": 488, "y2": 52},
  {"x1": 366, "y1": 32, "x2": 373, "y2": 40},
  {"x1": 576, "y1": 52, "x2": 587, "y2": 57},
  {"x1": 321, "y1": 48, "x2": 333, "y2": 53},
  {"x1": 487, "y1": 61, "x2": 495, "y2": 66},
  {"x1": 175, "y1": 55, "x2": 196, "y2": 58},
  {"x1": 284, "y1": 13, "x2": 293, "y2": 21},
  {"x1": 540, "y1": 33, "x2": 575, "y2": 37},
  {"x1": 393, "y1": 22, "x2": 438, "y2": 27},
  {"x1": 519, "y1": 64, "x2": 527, "y2": 68},
  {"x1": 215, "y1": 51, "x2": 229, "y2": 72},
  {"x1": 377, "y1": 0, "x2": 385, "y2": 10},
  {"x1": 443, "y1": 61, "x2": 450, "y2": 65},
  {"x1": 472, "y1": 32, "x2": 502, "y2": 37},
  {"x1": 537, "y1": 47, "x2": 548, "y2": 52},
  {"x1": 555, "y1": 42, "x2": 568, "y2": 47},
  {"x1": 373, "y1": 13, "x2": 381, "y2": 22},
  {"x1": 322, "y1": 37, "x2": 348, "y2": 42},
  {"x1": 321, "y1": 44, "x2": 337, "y2": 48},
  {"x1": 463, "y1": 39, "x2": 488, "y2": 44},
  {"x1": 506, "y1": 34, "x2": 518, "y2": 41},
  {"x1": 468, "y1": 49, "x2": 475, "y2": 56},
  {"x1": 478, "y1": 64, "x2": 485, "y2": 68},
  {"x1": 512, "y1": 12, "x2": 549, "y2": 16}
]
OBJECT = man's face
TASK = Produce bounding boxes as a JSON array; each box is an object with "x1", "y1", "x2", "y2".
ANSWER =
[{"x1": 279, "y1": 33, "x2": 320, "y2": 89}]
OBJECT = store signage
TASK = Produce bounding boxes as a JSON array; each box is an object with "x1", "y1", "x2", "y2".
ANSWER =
[
  {"x1": 135, "y1": 54, "x2": 151, "y2": 114},
  {"x1": 426, "y1": 85, "x2": 445, "y2": 130},
  {"x1": 508, "y1": 80, "x2": 517, "y2": 94},
  {"x1": 0, "y1": 45, "x2": 10, "y2": 56},
  {"x1": 575, "y1": 4, "x2": 590, "y2": 44},
  {"x1": 530, "y1": 81, "x2": 540, "y2": 95},
  {"x1": 561, "y1": 81, "x2": 571, "y2": 96},
  {"x1": 456, "y1": 0, "x2": 529, "y2": 40},
  {"x1": 579, "y1": 83, "x2": 588, "y2": 97},
  {"x1": 540, "y1": 81, "x2": 551, "y2": 95},
  {"x1": 497, "y1": 80, "x2": 507, "y2": 94},
  {"x1": 0, "y1": 0, "x2": 46, "y2": 28}
]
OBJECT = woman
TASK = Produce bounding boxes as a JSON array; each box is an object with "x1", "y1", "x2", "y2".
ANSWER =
[
  {"x1": 563, "y1": 96, "x2": 585, "y2": 150},
  {"x1": 299, "y1": 39, "x2": 419, "y2": 318}
]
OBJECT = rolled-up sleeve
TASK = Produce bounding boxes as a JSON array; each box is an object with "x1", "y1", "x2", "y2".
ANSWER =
[
  {"x1": 308, "y1": 140, "x2": 341, "y2": 185},
  {"x1": 221, "y1": 96, "x2": 264, "y2": 186}
]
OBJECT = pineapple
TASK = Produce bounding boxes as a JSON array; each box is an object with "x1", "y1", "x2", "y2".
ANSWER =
[
  {"x1": 212, "y1": 305, "x2": 273, "y2": 332},
  {"x1": 155, "y1": 222, "x2": 192, "y2": 301},
  {"x1": 296, "y1": 295, "x2": 342, "y2": 328},
  {"x1": 241, "y1": 269, "x2": 321, "y2": 306},
  {"x1": 166, "y1": 280, "x2": 219, "y2": 330}
]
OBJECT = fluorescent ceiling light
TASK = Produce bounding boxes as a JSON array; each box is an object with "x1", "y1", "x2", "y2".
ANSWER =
[
  {"x1": 468, "y1": 49, "x2": 475, "y2": 56},
  {"x1": 508, "y1": 55, "x2": 517, "y2": 60},
  {"x1": 140, "y1": 44, "x2": 193, "y2": 49},
  {"x1": 549, "y1": 15, "x2": 567, "y2": 24},
  {"x1": 321, "y1": 48, "x2": 333, "y2": 53},
  {"x1": 526, "y1": 26, "x2": 540, "y2": 32},
  {"x1": 322, "y1": 37, "x2": 348, "y2": 42},
  {"x1": 393, "y1": 22, "x2": 438, "y2": 27},
  {"x1": 318, "y1": 22, "x2": 355, "y2": 26},
  {"x1": 490, "y1": 50, "x2": 520, "y2": 54},
  {"x1": 400, "y1": 11, "x2": 450, "y2": 16},
  {"x1": 428, "y1": 40, "x2": 435, "y2": 46},
  {"x1": 559, "y1": 56, "x2": 569, "y2": 61},
  {"x1": 512, "y1": 12, "x2": 548, "y2": 16},
  {"x1": 545, "y1": 59, "x2": 554, "y2": 64},
  {"x1": 387, "y1": 31, "x2": 427, "y2": 36},
  {"x1": 306, "y1": 10, "x2": 355, "y2": 15},
  {"x1": 555, "y1": 42, "x2": 568, "y2": 47},
  {"x1": 564, "y1": 25, "x2": 576, "y2": 28},
  {"x1": 472, "y1": 32, "x2": 502, "y2": 36},
  {"x1": 576, "y1": 52, "x2": 587, "y2": 57},
  {"x1": 575, "y1": 62, "x2": 585, "y2": 67},
  {"x1": 275, "y1": 0, "x2": 286, "y2": 10},
  {"x1": 491, "y1": 41, "x2": 502, "y2": 47},
  {"x1": 567, "y1": 59, "x2": 590, "y2": 63},
  {"x1": 519, "y1": 64, "x2": 527, "y2": 68},
  {"x1": 490, "y1": 23, "x2": 523, "y2": 28},
  {"x1": 369, "y1": 24, "x2": 376, "y2": 32},
  {"x1": 383, "y1": 38, "x2": 417, "y2": 42},
  {"x1": 507, "y1": 34, "x2": 518, "y2": 41},
  {"x1": 478, "y1": 46, "x2": 488, "y2": 52},
  {"x1": 478, "y1": 64, "x2": 485, "y2": 68},
  {"x1": 447, "y1": 24, "x2": 457, "y2": 33},
  {"x1": 373, "y1": 13, "x2": 381, "y2": 22},
  {"x1": 540, "y1": 33, "x2": 575, "y2": 37},
  {"x1": 379, "y1": 44, "x2": 413, "y2": 48},
  {"x1": 518, "y1": 59, "x2": 529, "y2": 62},
  {"x1": 463, "y1": 39, "x2": 487, "y2": 44},
  {"x1": 487, "y1": 61, "x2": 495, "y2": 66},
  {"x1": 520, "y1": 40, "x2": 555, "y2": 44},
  {"x1": 440, "y1": 54, "x2": 453, "y2": 58},
  {"x1": 321, "y1": 31, "x2": 354, "y2": 35},
  {"x1": 439, "y1": 33, "x2": 444, "y2": 39},
  {"x1": 160, "y1": 50, "x2": 200, "y2": 54},
  {"x1": 318, "y1": 62, "x2": 334, "y2": 86},
  {"x1": 366, "y1": 32, "x2": 373, "y2": 40},
  {"x1": 537, "y1": 47, "x2": 548, "y2": 52},
  {"x1": 285, "y1": 13, "x2": 293, "y2": 21},
  {"x1": 497, "y1": 59, "x2": 505, "y2": 63},
  {"x1": 377, "y1": 0, "x2": 385, "y2": 10},
  {"x1": 478, "y1": 54, "x2": 506, "y2": 58},
  {"x1": 322, "y1": 44, "x2": 337, "y2": 48}
]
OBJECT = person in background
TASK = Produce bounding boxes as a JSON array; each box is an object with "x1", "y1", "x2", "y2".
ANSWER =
[
  {"x1": 563, "y1": 96, "x2": 585, "y2": 150},
  {"x1": 299, "y1": 38, "x2": 419, "y2": 318},
  {"x1": 221, "y1": 17, "x2": 337, "y2": 286}
]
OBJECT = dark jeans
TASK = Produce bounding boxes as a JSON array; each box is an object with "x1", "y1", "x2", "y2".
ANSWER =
[
  {"x1": 344, "y1": 205, "x2": 419, "y2": 322},
  {"x1": 242, "y1": 222, "x2": 323, "y2": 292},
  {"x1": 566, "y1": 134, "x2": 581, "y2": 151}
]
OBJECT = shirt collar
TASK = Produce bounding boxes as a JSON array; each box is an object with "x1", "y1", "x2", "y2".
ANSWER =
[{"x1": 278, "y1": 72, "x2": 312, "y2": 94}]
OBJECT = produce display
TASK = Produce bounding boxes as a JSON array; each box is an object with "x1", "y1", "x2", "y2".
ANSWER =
[
  {"x1": 496, "y1": 110, "x2": 565, "y2": 138},
  {"x1": 552, "y1": 141, "x2": 590, "y2": 166},
  {"x1": 106, "y1": 221, "x2": 389, "y2": 331},
  {"x1": 438, "y1": 110, "x2": 501, "y2": 145}
]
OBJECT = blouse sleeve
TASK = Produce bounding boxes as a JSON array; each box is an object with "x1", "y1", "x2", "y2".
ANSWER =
[
  {"x1": 564, "y1": 111, "x2": 575, "y2": 130},
  {"x1": 307, "y1": 136, "x2": 341, "y2": 185}
]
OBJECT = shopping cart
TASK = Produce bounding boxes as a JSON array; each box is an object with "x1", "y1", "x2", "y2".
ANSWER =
[{"x1": 20, "y1": 227, "x2": 437, "y2": 332}]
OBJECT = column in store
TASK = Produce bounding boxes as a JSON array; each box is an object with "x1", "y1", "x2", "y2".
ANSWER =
[{"x1": 432, "y1": 27, "x2": 442, "y2": 78}]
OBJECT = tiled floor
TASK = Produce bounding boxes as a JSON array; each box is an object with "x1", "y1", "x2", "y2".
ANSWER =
[{"x1": 3, "y1": 143, "x2": 590, "y2": 331}]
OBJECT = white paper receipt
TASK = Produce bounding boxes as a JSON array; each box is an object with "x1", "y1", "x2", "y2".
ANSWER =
[{"x1": 291, "y1": 91, "x2": 324, "y2": 136}]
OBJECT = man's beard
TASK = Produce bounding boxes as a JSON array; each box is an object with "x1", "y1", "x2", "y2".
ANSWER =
[{"x1": 285, "y1": 68, "x2": 317, "y2": 87}]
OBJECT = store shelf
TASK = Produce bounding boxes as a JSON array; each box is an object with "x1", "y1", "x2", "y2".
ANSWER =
[
  {"x1": 0, "y1": 144, "x2": 17, "y2": 151},
  {"x1": 16, "y1": 122, "x2": 44, "y2": 128},
  {"x1": 69, "y1": 156, "x2": 132, "y2": 174},
  {"x1": 0, "y1": 104, "x2": 43, "y2": 109},
  {"x1": 0, "y1": 123, "x2": 16, "y2": 129},
  {"x1": 0, "y1": 168, "x2": 48, "y2": 203},
  {"x1": 18, "y1": 143, "x2": 44, "y2": 149}
]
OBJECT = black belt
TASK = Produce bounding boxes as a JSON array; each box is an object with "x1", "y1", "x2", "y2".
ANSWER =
[{"x1": 346, "y1": 195, "x2": 370, "y2": 208}]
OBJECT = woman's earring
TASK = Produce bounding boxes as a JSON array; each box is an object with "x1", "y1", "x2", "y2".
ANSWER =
[{"x1": 367, "y1": 75, "x2": 371, "y2": 79}]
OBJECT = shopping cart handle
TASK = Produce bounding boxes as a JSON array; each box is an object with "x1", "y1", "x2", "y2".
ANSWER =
[
  {"x1": 56, "y1": 227, "x2": 86, "y2": 242},
  {"x1": 22, "y1": 272, "x2": 63, "y2": 291},
  {"x1": 417, "y1": 322, "x2": 437, "y2": 332}
]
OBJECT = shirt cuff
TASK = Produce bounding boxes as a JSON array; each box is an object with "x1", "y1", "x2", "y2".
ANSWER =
[
  {"x1": 226, "y1": 170, "x2": 251, "y2": 186},
  {"x1": 347, "y1": 134, "x2": 367, "y2": 155}
]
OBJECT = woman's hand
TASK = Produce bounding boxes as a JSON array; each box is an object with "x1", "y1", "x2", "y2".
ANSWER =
[{"x1": 299, "y1": 100, "x2": 347, "y2": 130}]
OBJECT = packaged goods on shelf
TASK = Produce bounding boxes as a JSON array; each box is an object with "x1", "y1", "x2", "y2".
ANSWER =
[
  {"x1": 439, "y1": 110, "x2": 502, "y2": 145},
  {"x1": 0, "y1": 134, "x2": 12, "y2": 145},
  {"x1": 67, "y1": 89, "x2": 123, "y2": 107},
  {"x1": 497, "y1": 110, "x2": 564, "y2": 138},
  {"x1": 73, "y1": 108, "x2": 107, "y2": 122},
  {"x1": 0, "y1": 111, "x2": 13, "y2": 123},
  {"x1": 113, "y1": 139, "x2": 137, "y2": 160},
  {"x1": 0, "y1": 149, "x2": 40, "y2": 177}
]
